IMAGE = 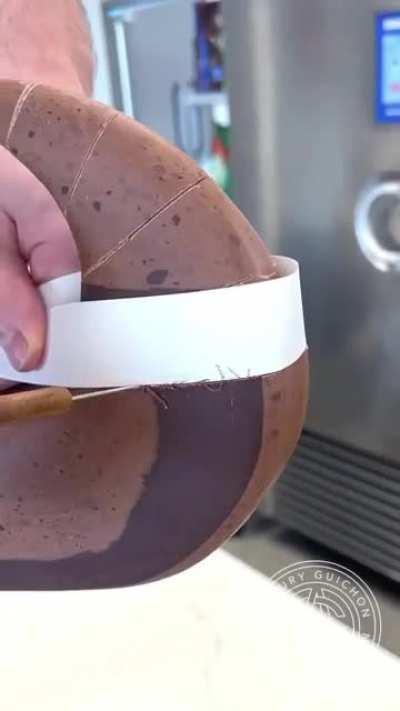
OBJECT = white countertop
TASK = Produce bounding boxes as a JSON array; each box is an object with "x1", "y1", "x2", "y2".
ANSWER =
[{"x1": 1, "y1": 551, "x2": 399, "y2": 710}]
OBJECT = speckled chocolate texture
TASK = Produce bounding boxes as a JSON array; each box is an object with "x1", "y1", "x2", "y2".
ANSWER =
[{"x1": 0, "y1": 81, "x2": 308, "y2": 589}]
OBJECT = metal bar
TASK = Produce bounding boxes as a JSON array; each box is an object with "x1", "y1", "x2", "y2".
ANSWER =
[{"x1": 113, "y1": 19, "x2": 135, "y2": 117}]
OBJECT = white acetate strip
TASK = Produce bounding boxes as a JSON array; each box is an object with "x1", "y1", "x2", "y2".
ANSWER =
[
  {"x1": 39, "y1": 272, "x2": 82, "y2": 307},
  {"x1": 0, "y1": 258, "x2": 307, "y2": 388}
]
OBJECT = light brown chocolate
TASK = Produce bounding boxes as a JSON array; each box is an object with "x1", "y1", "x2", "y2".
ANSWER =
[{"x1": 0, "y1": 81, "x2": 308, "y2": 589}]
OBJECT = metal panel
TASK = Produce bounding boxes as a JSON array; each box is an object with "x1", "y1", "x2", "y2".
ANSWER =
[
  {"x1": 275, "y1": 432, "x2": 400, "y2": 581},
  {"x1": 225, "y1": 0, "x2": 400, "y2": 463}
]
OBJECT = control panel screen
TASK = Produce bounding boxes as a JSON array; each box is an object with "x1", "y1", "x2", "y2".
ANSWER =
[{"x1": 377, "y1": 13, "x2": 400, "y2": 122}]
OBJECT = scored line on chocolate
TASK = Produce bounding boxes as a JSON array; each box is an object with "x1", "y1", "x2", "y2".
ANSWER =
[
  {"x1": 5, "y1": 81, "x2": 39, "y2": 150},
  {"x1": 84, "y1": 175, "x2": 208, "y2": 279},
  {"x1": 64, "y1": 110, "x2": 119, "y2": 218}
]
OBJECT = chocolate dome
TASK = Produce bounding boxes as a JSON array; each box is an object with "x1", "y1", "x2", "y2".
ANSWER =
[{"x1": 0, "y1": 82, "x2": 308, "y2": 589}]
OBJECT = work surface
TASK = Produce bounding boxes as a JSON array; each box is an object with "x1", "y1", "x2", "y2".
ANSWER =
[{"x1": 1, "y1": 551, "x2": 399, "y2": 711}]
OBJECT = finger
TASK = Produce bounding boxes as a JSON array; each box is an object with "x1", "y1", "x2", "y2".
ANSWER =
[
  {"x1": 0, "y1": 147, "x2": 80, "y2": 372},
  {"x1": 0, "y1": 146, "x2": 80, "y2": 284},
  {"x1": 0, "y1": 212, "x2": 46, "y2": 371}
]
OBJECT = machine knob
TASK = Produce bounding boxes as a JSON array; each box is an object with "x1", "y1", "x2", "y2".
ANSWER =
[{"x1": 355, "y1": 177, "x2": 400, "y2": 272}]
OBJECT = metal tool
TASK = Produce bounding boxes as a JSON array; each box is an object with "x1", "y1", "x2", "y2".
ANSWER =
[{"x1": 0, "y1": 386, "x2": 134, "y2": 426}]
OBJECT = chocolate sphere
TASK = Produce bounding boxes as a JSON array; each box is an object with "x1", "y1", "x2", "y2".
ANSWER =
[{"x1": 0, "y1": 82, "x2": 308, "y2": 589}]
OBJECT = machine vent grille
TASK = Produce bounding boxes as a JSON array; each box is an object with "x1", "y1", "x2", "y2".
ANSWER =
[{"x1": 274, "y1": 430, "x2": 400, "y2": 582}]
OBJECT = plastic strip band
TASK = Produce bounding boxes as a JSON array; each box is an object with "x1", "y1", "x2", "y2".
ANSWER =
[
  {"x1": 39, "y1": 272, "x2": 82, "y2": 307},
  {"x1": 0, "y1": 257, "x2": 307, "y2": 388}
]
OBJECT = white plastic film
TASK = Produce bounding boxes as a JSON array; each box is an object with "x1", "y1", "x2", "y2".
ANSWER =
[{"x1": 0, "y1": 258, "x2": 307, "y2": 388}]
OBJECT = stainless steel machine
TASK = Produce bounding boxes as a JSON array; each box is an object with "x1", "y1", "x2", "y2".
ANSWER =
[{"x1": 224, "y1": 0, "x2": 400, "y2": 580}]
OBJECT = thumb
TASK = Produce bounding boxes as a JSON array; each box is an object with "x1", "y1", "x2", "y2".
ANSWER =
[
  {"x1": 0, "y1": 147, "x2": 80, "y2": 372},
  {"x1": 0, "y1": 212, "x2": 46, "y2": 371}
]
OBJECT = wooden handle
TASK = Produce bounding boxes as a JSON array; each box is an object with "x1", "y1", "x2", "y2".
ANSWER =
[{"x1": 0, "y1": 388, "x2": 73, "y2": 425}]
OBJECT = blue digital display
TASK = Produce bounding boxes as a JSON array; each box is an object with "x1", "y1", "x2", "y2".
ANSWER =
[{"x1": 377, "y1": 12, "x2": 400, "y2": 122}]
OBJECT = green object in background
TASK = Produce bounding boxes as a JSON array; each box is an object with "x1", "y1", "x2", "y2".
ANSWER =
[
  {"x1": 202, "y1": 154, "x2": 229, "y2": 193},
  {"x1": 203, "y1": 101, "x2": 234, "y2": 198},
  {"x1": 215, "y1": 120, "x2": 234, "y2": 199}
]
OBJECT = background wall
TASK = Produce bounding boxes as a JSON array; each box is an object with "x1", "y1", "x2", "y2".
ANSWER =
[
  {"x1": 124, "y1": 0, "x2": 193, "y2": 141},
  {"x1": 82, "y1": 0, "x2": 114, "y2": 105}
]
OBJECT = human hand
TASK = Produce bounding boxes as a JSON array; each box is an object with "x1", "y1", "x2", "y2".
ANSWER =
[{"x1": 0, "y1": 146, "x2": 80, "y2": 380}]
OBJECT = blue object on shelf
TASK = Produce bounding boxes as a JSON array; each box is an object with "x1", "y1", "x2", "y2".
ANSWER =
[
  {"x1": 197, "y1": 31, "x2": 212, "y2": 92},
  {"x1": 211, "y1": 64, "x2": 224, "y2": 85}
]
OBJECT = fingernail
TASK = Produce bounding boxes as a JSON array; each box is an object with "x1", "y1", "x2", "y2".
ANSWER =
[{"x1": 4, "y1": 332, "x2": 29, "y2": 371}]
